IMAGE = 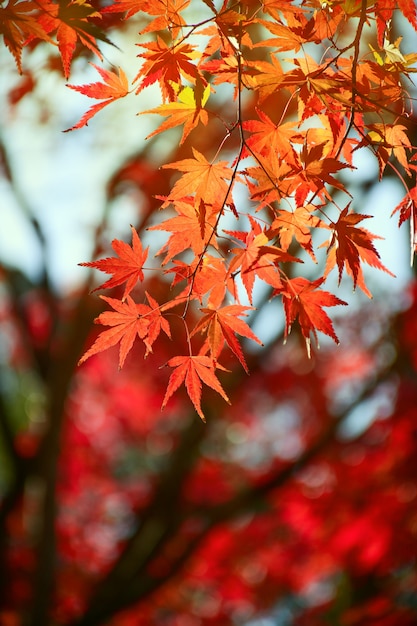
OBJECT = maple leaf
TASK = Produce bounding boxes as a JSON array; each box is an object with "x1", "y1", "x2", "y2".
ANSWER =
[
  {"x1": 80, "y1": 225, "x2": 148, "y2": 300},
  {"x1": 135, "y1": 36, "x2": 201, "y2": 101},
  {"x1": 375, "y1": 0, "x2": 417, "y2": 42},
  {"x1": 398, "y1": 0, "x2": 417, "y2": 30},
  {"x1": 165, "y1": 254, "x2": 236, "y2": 308},
  {"x1": 149, "y1": 198, "x2": 219, "y2": 265},
  {"x1": 0, "y1": 0, "x2": 52, "y2": 72},
  {"x1": 281, "y1": 277, "x2": 347, "y2": 356},
  {"x1": 141, "y1": 82, "x2": 210, "y2": 145},
  {"x1": 199, "y1": 51, "x2": 259, "y2": 93},
  {"x1": 139, "y1": 0, "x2": 190, "y2": 38},
  {"x1": 270, "y1": 205, "x2": 326, "y2": 261},
  {"x1": 102, "y1": 0, "x2": 149, "y2": 19},
  {"x1": 161, "y1": 355, "x2": 230, "y2": 421},
  {"x1": 279, "y1": 55, "x2": 346, "y2": 121},
  {"x1": 261, "y1": 0, "x2": 305, "y2": 23},
  {"x1": 191, "y1": 304, "x2": 262, "y2": 373},
  {"x1": 323, "y1": 207, "x2": 394, "y2": 297},
  {"x1": 31, "y1": 0, "x2": 114, "y2": 78},
  {"x1": 225, "y1": 217, "x2": 300, "y2": 303},
  {"x1": 192, "y1": 255, "x2": 237, "y2": 308},
  {"x1": 294, "y1": 140, "x2": 351, "y2": 206},
  {"x1": 244, "y1": 151, "x2": 295, "y2": 209},
  {"x1": 78, "y1": 295, "x2": 154, "y2": 368},
  {"x1": 142, "y1": 291, "x2": 171, "y2": 356},
  {"x1": 65, "y1": 63, "x2": 129, "y2": 131},
  {"x1": 243, "y1": 110, "x2": 300, "y2": 165},
  {"x1": 392, "y1": 186, "x2": 417, "y2": 265},
  {"x1": 163, "y1": 148, "x2": 233, "y2": 206},
  {"x1": 105, "y1": 0, "x2": 189, "y2": 39},
  {"x1": 248, "y1": 55, "x2": 285, "y2": 102},
  {"x1": 256, "y1": 14, "x2": 316, "y2": 52},
  {"x1": 366, "y1": 123, "x2": 412, "y2": 177}
]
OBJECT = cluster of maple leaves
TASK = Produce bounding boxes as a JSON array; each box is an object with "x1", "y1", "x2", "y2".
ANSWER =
[{"x1": 3, "y1": 0, "x2": 417, "y2": 418}]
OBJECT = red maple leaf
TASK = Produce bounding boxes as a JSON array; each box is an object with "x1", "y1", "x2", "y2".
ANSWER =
[
  {"x1": 281, "y1": 277, "x2": 347, "y2": 356},
  {"x1": 323, "y1": 207, "x2": 394, "y2": 297},
  {"x1": 80, "y1": 226, "x2": 148, "y2": 300},
  {"x1": 161, "y1": 355, "x2": 230, "y2": 421},
  {"x1": 191, "y1": 304, "x2": 262, "y2": 373},
  {"x1": 375, "y1": 0, "x2": 417, "y2": 44},
  {"x1": 398, "y1": 0, "x2": 417, "y2": 30},
  {"x1": 392, "y1": 185, "x2": 417, "y2": 264}
]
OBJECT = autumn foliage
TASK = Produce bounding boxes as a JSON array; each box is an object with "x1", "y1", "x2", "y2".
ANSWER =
[
  {"x1": 3, "y1": 0, "x2": 417, "y2": 417},
  {"x1": 1, "y1": 0, "x2": 417, "y2": 624}
]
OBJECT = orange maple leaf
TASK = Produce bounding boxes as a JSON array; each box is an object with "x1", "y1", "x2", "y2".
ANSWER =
[
  {"x1": 270, "y1": 205, "x2": 326, "y2": 261},
  {"x1": 245, "y1": 151, "x2": 295, "y2": 209},
  {"x1": 141, "y1": 82, "x2": 210, "y2": 145},
  {"x1": 281, "y1": 277, "x2": 347, "y2": 356},
  {"x1": 162, "y1": 355, "x2": 230, "y2": 421},
  {"x1": 165, "y1": 254, "x2": 236, "y2": 308},
  {"x1": 30, "y1": 0, "x2": 113, "y2": 78},
  {"x1": 79, "y1": 296, "x2": 153, "y2": 368},
  {"x1": 243, "y1": 110, "x2": 300, "y2": 164},
  {"x1": 149, "y1": 198, "x2": 219, "y2": 265},
  {"x1": 163, "y1": 148, "x2": 233, "y2": 206},
  {"x1": 65, "y1": 63, "x2": 129, "y2": 131},
  {"x1": 80, "y1": 226, "x2": 148, "y2": 300},
  {"x1": 261, "y1": 0, "x2": 305, "y2": 22},
  {"x1": 191, "y1": 304, "x2": 262, "y2": 374},
  {"x1": 294, "y1": 140, "x2": 350, "y2": 206},
  {"x1": 256, "y1": 14, "x2": 316, "y2": 52},
  {"x1": 191, "y1": 255, "x2": 236, "y2": 307},
  {"x1": 0, "y1": 0, "x2": 52, "y2": 72},
  {"x1": 102, "y1": 0, "x2": 149, "y2": 19},
  {"x1": 135, "y1": 36, "x2": 201, "y2": 101},
  {"x1": 365, "y1": 123, "x2": 412, "y2": 177},
  {"x1": 139, "y1": 0, "x2": 190, "y2": 38},
  {"x1": 104, "y1": 0, "x2": 189, "y2": 39},
  {"x1": 225, "y1": 217, "x2": 300, "y2": 303},
  {"x1": 246, "y1": 55, "x2": 285, "y2": 102},
  {"x1": 142, "y1": 292, "x2": 171, "y2": 355},
  {"x1": 280, "y1": 55, "x2": 344, "y2": 121},
  {"x1": 323, "y1": 207, "x2": 394, "y2": 297}
]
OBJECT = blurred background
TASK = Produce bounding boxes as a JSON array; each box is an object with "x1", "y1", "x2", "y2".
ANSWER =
[{"x1": 1, "y1": 4, "x2": 417, "y2": 626}]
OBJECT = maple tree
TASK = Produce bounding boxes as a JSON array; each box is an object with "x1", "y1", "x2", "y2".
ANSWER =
[
  {"x1": 1, "y1": 0, "x2": 417, "y2": 624},
  {"x1": 2, "y1": 0, "x2": 417, "y2": 418}
]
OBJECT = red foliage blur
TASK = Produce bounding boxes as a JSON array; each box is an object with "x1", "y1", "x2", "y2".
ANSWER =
[{"x1": 1, "y1": 274, "x2": 416, "y2": 626}]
